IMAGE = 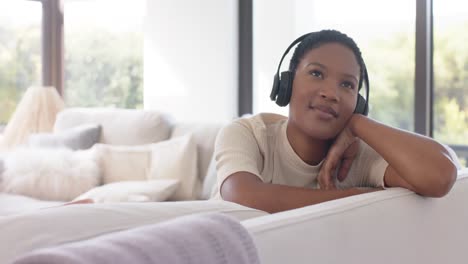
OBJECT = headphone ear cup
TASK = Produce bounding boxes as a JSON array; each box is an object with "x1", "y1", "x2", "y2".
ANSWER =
[
  {"x1": 354, "y1": 94, "x2": 368, "y2": 116},
  {"x1": 276, "y1": 71, "x2": 294, "y2": 107},
  {"x1": 270, "y1": 74, "x2": 280, "y2": 101}
]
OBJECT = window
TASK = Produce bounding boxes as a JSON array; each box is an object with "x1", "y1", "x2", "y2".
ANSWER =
[
  {"x1": 251, "y1": 0, "x2": 467, "y2": 166},
  {"x1": 63, "y1": 0, "x2": 145, "y2": 108},
  {"x1": 434, "y1": 0, "x2": 468, "y2": 166},
  {"x1": 0, "y1": 1, "x2": 42, "y2": 126},
  {"x1": 253, "y1": 0, "x2": 416, "y2": 131}
]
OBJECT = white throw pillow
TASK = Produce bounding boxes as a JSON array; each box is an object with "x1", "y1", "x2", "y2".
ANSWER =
[
  {"x1": 148, "y1": 134, "x2": 200, "y2": 201},
  {"x1": 1, "y1": 148, "x2": 100, "y2": 201},
  {"x1": 74, "y1": 179, "x2": 180, "y2": 203},
  {"x1": 95, "y1": 144, "x2": 152, "y2": 183},
  {"x1": 94, "y1": 135, "x2": 199, "y2": 200}
]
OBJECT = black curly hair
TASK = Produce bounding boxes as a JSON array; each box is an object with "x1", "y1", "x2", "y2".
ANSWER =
[{"x1": 288, "y1": 29, "x2": 369, "y2": 91}]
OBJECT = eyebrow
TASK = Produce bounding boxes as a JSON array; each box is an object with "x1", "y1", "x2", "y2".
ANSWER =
[{"x1": 305, "y1": 62, "x2": 359, "y2": 83}]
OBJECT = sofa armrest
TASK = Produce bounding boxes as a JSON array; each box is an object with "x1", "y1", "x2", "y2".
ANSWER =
[{"x1": 244, "y1": 168, "x2": 468, "y2": 264}]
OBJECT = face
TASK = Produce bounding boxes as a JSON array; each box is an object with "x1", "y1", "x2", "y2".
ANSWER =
[{"x1": 288, "y1": 42, "x2": 360, "y2": 140}]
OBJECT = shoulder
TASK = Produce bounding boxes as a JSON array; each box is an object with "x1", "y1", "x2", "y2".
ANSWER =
[
  {"x1": 215, "y1": 112, "x2": 287, "y2": 149},
  {"x1": 228, "y1": 112, "x2": 287, "y2": 132}
]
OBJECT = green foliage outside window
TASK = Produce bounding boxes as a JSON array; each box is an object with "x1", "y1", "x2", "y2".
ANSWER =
[
  {"x1": 64, "y1": 30, "x2": 143, "y2": 109},
  {"x1": 0, "y1": 25, "x2": 41, "y2": 125}
]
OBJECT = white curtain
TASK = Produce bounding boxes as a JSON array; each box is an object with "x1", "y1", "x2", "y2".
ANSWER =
[{"x1": 0, "y1": 86, "x2": 65, "y2": 150}]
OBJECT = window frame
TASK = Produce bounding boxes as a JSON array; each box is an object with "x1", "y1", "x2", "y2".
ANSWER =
[
  {"x1": 32, "y1": 0, "x2": 63, "y2": 95},
  {"x1": 414, "y1": 0, "x2": 434, "y2": 137}
]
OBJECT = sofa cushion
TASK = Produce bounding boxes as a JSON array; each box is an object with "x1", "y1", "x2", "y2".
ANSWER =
[
  {"x1": 27, "y1": 123, "x2": 101, "y2": 150},
  {"x1": 74, "y1": 179, "x2": 180, "y2": 203},
  {"x1": 95, "y1": 144, "x2": 152, "y2": 183},
  {"x1": 54, "y1": 108, "x2": 171, "y2": 145},
  {"x1": 95, "y1": 135, "x2": 199, "y2": 200},
  {"x1": 148, "y1": 134, "x2": 200, "y2": 201},
  {"x1": 1, "y1": 148, "x2": 100, "y2": 201}
]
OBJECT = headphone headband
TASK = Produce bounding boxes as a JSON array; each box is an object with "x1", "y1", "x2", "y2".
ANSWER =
[{"x1": 274, "y1": 33, "x2": 312, "y2": 79}]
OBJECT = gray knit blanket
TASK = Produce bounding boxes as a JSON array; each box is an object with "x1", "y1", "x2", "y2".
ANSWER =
[{"x1": 12, "y1": 213, "x2": 260, "y2": 264}]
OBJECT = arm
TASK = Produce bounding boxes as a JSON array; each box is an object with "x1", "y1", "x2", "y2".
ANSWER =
[
  {"x1": 221, "y1": 172, "x2": 382, "y2": 214},
  {"x1": 349, "y1": 114, "x2": 457, "y2": 197}
]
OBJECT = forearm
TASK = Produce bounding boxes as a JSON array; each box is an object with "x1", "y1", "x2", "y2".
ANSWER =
[
  {"x1": 349, "y1": 114, "x2": 457, "y2": 196},
  {"x1": 226, "y1": 180, "x2": 380, "y2": 214}
]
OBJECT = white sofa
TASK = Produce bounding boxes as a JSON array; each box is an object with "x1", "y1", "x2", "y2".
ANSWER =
[
  {"x1": 1, "y1": 108, "x2": 467, "y2": 264},
  {"x1": 0, "y1": 107, "x2": 224, "y2": 215}
]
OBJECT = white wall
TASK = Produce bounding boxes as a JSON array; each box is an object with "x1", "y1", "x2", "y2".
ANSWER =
[
  {"x1": 144, "y1": 0, "x2": 238, "y2": 123},
  {"x1": 253, "y1": 0, "x2": 297, "y2": 116}
]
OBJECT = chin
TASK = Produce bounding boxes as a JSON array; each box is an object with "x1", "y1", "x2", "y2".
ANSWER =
[{"x1": 303, "y1": 125, "x2": 340, "y2": 140}]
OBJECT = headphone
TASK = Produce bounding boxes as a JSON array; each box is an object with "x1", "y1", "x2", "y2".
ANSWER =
[{"x1": 270, "y1": 32, "x2": 370, "y2": 116}]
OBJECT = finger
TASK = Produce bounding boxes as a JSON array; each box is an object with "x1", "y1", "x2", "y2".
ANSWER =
[
  {"x1": 337, "y1": 157, "x2": 354, "y2": 182},
  {"x1": 63, "y1": 199, "x2": 94, "y2": 206},
  {"x1": 318, "y1": 171, "x2": 329, "y2": 190},
  {"x1": 318, "y1": 161, "x2": 330, "y2": 189},
  {"x1": 319, "y1": 159, "x2": 337, "y2": 190},
  {"x1": 326, "y1": 180, "x2": 336, "y2": 190}
]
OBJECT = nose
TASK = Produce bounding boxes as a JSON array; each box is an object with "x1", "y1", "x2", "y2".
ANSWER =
[{"x1": 318, "y1": 81, "x2": 339, "y2": 102}]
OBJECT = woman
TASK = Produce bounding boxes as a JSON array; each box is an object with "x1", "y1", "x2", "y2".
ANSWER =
[{"x1": 214, "y1": 29, "x2": 459, "y2": 214}]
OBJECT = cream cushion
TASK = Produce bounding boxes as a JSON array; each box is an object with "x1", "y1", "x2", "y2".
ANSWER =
[
  {"x1": 95, "y1": 144, "x2": 152, "y2": 183},
  {"x1": 96, "y1": 135, "x2": 199, "y2": 200},
  {"x1": 54, "y1": 108, "x2": 171, "y2": 145},
  {"x1": 149, "y1": 135, "x2": 200, "y2": 200},
  {"x1": 74, "y1": 179, "x2": 180, "y2": 203}
]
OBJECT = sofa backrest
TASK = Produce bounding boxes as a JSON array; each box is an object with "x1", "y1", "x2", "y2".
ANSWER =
[
  {"x1": 169, "y1": 122, "x2": 225, "y2": 199},
  {"x1": 54, "y1": 108, "x2": 225, "y2": 200},
  {"x1": 54, "y1": 108, "x2": 172, "y2": 145}
]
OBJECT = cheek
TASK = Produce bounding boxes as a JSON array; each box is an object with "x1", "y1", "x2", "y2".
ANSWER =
[
  {"x1": 290, "y1": 79, "x2": 316, "y2": 103},
  {"x1": 342, "y1": 93, "x2": 358, "y2": 113},
  {"x1": 338, "y1": 96, "x2": 358, "y2": 125}
]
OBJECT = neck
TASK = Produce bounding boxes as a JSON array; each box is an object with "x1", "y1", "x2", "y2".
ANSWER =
[{"x1": 286, "y1": 121, "x2": 332, "y2": 166}]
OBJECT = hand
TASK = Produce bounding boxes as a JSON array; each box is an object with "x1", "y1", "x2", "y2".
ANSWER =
[
  {"x1": 318, "y1": 124, "x2": 360, "y2": 190},
  {"x1": 62, "y1": 198, "x2": 94, "y2": 206},
  {"x1": 41, "y1": 198, "x2": 94, "y2": 210}
]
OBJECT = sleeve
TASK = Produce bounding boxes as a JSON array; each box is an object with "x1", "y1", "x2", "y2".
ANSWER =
[
  {"x1": 337, "y1": 140, "x2": 389, "y2": 189},
  {"x1": 214, "y1": 121, "x2": 265, "y2": 197}
]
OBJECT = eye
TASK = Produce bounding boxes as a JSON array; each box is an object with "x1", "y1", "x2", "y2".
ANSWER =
[
  {"x1": 341, "y1": 81, "x2": 355, "y2": 89},
  {"x1": 309, "y1": 70, "x2": 323, "y2": 79}
]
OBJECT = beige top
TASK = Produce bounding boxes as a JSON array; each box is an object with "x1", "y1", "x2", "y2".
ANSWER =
[{"x1": 213, "y1": 113, "x2": 389, "y2": 199}]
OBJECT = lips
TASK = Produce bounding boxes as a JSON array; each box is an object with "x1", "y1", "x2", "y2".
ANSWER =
[{"x1": 310, "y1": 104, "x2": 338, "y2": 118}]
